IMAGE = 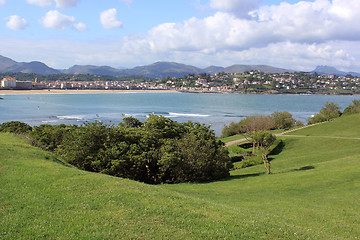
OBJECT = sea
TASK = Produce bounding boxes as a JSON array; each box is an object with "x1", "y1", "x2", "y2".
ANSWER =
[{"x1": 1, "y1": 92, "x2": 359, "y2": 136}]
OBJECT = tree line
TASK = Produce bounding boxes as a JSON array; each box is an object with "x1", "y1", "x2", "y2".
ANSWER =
[
  {"x1": 221, "y1": 111, "x2": 303, "y2": 138},
  {"x1": 307, "y1": 99, "x2": 360, "y2": 124}
]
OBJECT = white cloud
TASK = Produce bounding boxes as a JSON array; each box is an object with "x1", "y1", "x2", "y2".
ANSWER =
[
  {"x1": 0, "y1": 0, "x2": 6, "y2": 5},
  {"x1": 27, "y1": 0, "x2": 53, "y2": 7},
  {"x1": 130, "y1": 0, "x2": 360, "y2": 55},
  {"x1": 55, "y1": 0, "x2": 81, "y2": 8},
  {"x1": 100, "y1": 8, "x2": 123, "y2": 29},
  {"x1": 73, "y1": 22, "x2": 87, "y2": 31},
  {"x1": 6, "y1": 15, "x2": 28, "y2": 30},
  {"x1": 26, "y1": 0, "x2": 80, "y2": 8},
  {"x1": 210, "y1": 0, "x2": 262, "y2": 18},
  {"x1": 39, "y1": 10, "x2": 75, "y2": 30}
]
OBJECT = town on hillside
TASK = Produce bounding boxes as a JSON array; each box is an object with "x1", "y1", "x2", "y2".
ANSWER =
[{"x1": 1, "y1": 71, "x2": 359, "y2": 94}]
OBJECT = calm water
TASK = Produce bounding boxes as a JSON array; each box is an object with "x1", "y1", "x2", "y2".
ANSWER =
[{"x1": 0, "y1": 92, "x2": 359, "y2": 136}]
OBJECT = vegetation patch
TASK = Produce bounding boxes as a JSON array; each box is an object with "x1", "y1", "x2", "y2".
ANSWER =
[{"x1": 0, "y1": 116, "x2": 232, "y2": 184}]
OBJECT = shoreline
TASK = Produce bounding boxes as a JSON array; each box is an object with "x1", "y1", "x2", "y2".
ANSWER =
[
  {"x1": 0, "y1": 89, "x2": 179, "y2": 95},
  {"x1": 0, "y1": 89, "x2": 359, "y2": 96}
]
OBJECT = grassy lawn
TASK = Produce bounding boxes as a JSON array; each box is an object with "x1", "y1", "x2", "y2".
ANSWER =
[
  {"x1": 285, "y1": 113, "x2": 360, "y2": 138},
  {"x1": 218, "y1": 134, "x2": 246, "y2": 143},
  {"x1": 1, "y1": 115, "x2": 360, "y2": 239}
]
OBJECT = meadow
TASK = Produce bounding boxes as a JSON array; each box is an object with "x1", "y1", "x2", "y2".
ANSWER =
[{"x1": 1, "y1": 114, "x2": 359, "y2": 239}]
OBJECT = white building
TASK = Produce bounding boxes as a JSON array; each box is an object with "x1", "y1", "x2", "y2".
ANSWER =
[{"x1": 1, "y1": 77, "x2": 17, "y2": 88}]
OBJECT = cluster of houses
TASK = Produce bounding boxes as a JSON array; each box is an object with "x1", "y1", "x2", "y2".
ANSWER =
[
  {"x1": 1, "y1": 71, "x2": 360, "y2": 93},
  {"x1": 167, "y1": 71, "x2": 360, "y2": 92},
  {"x1": 0, "y1": 77, "x2": 169, "y2": 91}
]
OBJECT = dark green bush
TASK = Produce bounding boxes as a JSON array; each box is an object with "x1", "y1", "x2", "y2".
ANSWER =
[
  {"x1": 30, "y1": 124, "x2": 77, "y2": 151},
  {"x1": 0, "y1": 121, "x2": 32, "y2": 134},
  {"x1": 307, "y1": 102, "x2": 341, "y2": 124},
  {"x1": 343, "y1": 99, "x2": 360, "y2": 115},
  {"x1": 33, "y1": 115, "x2": 233, "y2": 184}
]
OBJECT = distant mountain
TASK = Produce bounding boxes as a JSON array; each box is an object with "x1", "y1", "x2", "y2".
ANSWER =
[
  {"x1": 0, "y1": 55, "x2": 60, "y2": 74},
  {"x1": 311, "y1": 65, "x2": 360, "y2": 76},
  {"x1": 63, "y1": 65, "x2": 123, "y2": 76},
  {"x1": 8, "y1": 54, "x2": 360, "y2": 78},
  {"x1": 0, "y1": 55, "x2": 18, "y2": 72},
  {"x1": 119, "y1": 62, "x2": 202, "y2": 78},
  {"x1": 117, "y1": 62, "x2": 293, "y2": 78},
  {"x1": 223, "y1": 64, "x2": 291, "y2": 74},
  {"x1": 11, "y1": 61, "x2": 60, "y2": 74},
  {"x1": 202, "y1": 65, "x2": 225, "y2": 75}
]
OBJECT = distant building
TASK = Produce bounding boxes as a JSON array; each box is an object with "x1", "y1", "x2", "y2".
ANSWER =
[
  {"x1": 16, "y1": 81, "x2": 33, "y2": 89},
  {"x1": 1, "y1": 77, "x2": 17, "y2": 88}
]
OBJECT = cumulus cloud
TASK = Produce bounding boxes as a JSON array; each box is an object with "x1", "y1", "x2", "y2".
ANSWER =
[
  {"x1": 0, "y1": 0, "x2": 6, "y2": 5},
  {"x1": 129, "y1": 0, "x2": 360, "y2": 55},
  {"x1": 73, "y1": 22, "x2": 87, "y2": 31},
  {"x1": 100, "y1": 8, "x2": 123, "y2": 29},
  {"x1": 55, "y1": 0, "x2": 81, "y2": 8},
  {"x1": 210, "y1": 0, "x2": 262, "y2": 18},
  {"x1": 26, "y1": 0, "x2": 80, "y2": 8},
  {"x1": 27, "y1": 0, "x2": 53, "y2": 7},
  {"x1": 6, "y1": 15, "x2": 28, "y2": 30},
  {"x1": 39, "y1": 10, "x2": 75, "y2": 30}
]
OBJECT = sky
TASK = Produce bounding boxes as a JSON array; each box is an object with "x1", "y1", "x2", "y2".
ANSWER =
[{"x1": 0, "y1": 0, "x2": 360, "y2": 72}]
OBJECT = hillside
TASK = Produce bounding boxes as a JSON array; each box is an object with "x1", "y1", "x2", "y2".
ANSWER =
[
  {"x1": 118, "y1": 61, "x2": 203, "y2": 78},
  {"x1": 284, "y1": 113, "x2": 360, "y2": 138},
  {"x1": 1, "y1": 115, "x2": 360, "y2": 239},
  {"x1": 0, "y1": 55, "x2": 60, "y2": 75},
  {"x1": 223, "y1": 64, "x2": 291, "y2": 74},
  {"x1": 63, "y1": 65, "x2": 123, "y2": 76}
]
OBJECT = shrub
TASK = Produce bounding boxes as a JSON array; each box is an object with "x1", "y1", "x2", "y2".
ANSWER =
[
  {"x1": 270, "y1": 111, "x2": 296, "y2": 130},
  {"x1": 0, "y1": 121, "x2": 32, "y2": 134},
  {"x1": 307, "y1": 102, "x2": 341, "y2": 124},
  {"x1": 343, "y1": 99, "x2": 360, "y2": 115},
  {"x1": 52, "y1": 116, "x2": 232, "y2": 184}
]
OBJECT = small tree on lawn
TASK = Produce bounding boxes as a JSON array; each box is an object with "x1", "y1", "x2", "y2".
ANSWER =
[{"x1": 249, "y1": 130, "x2": 276, "y2": 174}]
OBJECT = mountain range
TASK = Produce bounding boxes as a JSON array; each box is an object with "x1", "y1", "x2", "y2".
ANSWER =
[{"x1": 0, "y1": 55, "x2": 358, "y2": 78}]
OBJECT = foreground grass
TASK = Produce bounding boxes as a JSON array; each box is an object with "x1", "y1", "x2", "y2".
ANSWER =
[{"x1": 1, "y1": 115, "x2": 360, "y2": 239}]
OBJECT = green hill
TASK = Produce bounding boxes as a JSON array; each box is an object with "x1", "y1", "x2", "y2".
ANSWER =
[{"x1": 1, "y1": 115, "x2": 360, "y2": 239}]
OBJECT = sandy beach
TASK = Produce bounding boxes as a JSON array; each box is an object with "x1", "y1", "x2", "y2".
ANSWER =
[{"x1": 0, "y1": 89, "x2": 178, "y2": 95}]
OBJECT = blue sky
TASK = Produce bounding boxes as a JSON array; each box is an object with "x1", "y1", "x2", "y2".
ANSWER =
[{"x1": 1, "y1": 0, "x2": 360, "y2": 72}]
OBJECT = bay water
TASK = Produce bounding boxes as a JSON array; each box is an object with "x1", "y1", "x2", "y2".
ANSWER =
[{"x1": 0, "y1": 92, "x2": 359, "y2": 136}]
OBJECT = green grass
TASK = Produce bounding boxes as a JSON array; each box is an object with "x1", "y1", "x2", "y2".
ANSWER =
[
  {"x1": 286, "y1": 113, "x2": 360, "y2": 138},
  {"x1": 218, "y1": 134, "x2": 246, "y2": 143},
  {"x1": 1, "y1": 113, "x2": 360, "y2": 239}
]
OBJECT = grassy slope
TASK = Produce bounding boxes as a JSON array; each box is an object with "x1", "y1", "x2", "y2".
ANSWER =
[
  {"x1": 285, "y1": 113, "x2": 360, "y2": 138},
  {"x1": 1, "y1": 115, "x2": 360, "y2": 239}
]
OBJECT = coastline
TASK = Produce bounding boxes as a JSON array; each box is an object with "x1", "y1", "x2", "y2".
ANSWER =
[
  {"x1": 0, "y1": 89, "x2": 179, "y2": 95},
  {"x1": 0, "y1": 89, "x2": 358, "y2": 96}
]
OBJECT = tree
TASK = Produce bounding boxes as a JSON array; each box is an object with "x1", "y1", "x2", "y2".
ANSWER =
[
  {"x1": 0, "y1": 121, "x2": 32, "y2": 134},
  {"x1": 308, "y1": 102, "x2": 342, "y2": 124},
  {"x1": 239, "y1": 115, "x2": 275, "y2": 133},
  {"x1": 122, "y1": 116, "x2": 142, "y2": 128},
  {"x1": 249, "y1": 131, "x2": 276, "y2": 174},
  {"x1": 270, "y1": 111, "x2": 296, "y2": 130},
  {"x1": 343, "y1": 99, "x2": 360, "y2": 115}
]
